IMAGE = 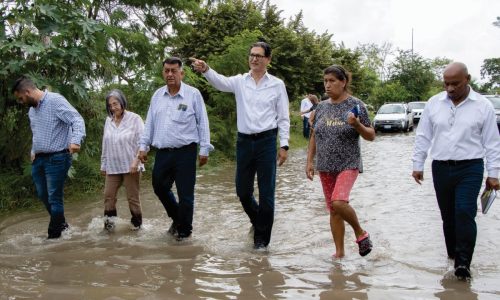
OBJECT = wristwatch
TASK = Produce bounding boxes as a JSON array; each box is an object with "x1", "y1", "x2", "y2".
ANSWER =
[{"x1": 280, "y1": 145, "x2": 289, "y2": 151}]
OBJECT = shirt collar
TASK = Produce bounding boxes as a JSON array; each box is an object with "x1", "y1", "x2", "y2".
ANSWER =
[
  {"x1": 36, "y1": 91, "x2": 48, "y2": 109},
  {"x1": 163, "y1": 82, "x2": 185, "y2": 99},
  {"x1": 438, "y1": 86, "x2": 478, "y2": 102},
  {"x1": 245, "y1": 71, "x2": 271, "y2": 81}
]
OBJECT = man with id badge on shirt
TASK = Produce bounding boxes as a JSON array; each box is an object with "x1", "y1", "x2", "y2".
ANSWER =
[{"x1": 139, "y1": 57, "x2": 214, "y2": 241}]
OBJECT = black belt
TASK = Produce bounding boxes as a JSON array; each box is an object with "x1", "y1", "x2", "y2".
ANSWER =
[
  {"x1": 35, "y1": 149, "x2": 69, "y2": 159},
  {"x1": 158, "y1": 142, "x2": 197, "y2": 152},
  {"x1": 238, "y1": 128, "x2": 278, "y2": 140},
  {"x1": 434, "y1": 158, "x2": 482, "y2": 165}
]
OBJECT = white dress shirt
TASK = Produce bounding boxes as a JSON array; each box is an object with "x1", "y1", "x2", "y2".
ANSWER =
[
  {"x1": 139, "y1": 82, "x2": 214, "y2": 156},
  {"x1": 413, "y1": 88, "x2": 500, "y2": 178},
  {"x1": 203, "y1": 68, "x2": 290, "y2": 147},
  {"x1": 101, "y1": 111, "x2": 144, "y2": 174},
  {"x1": 300, "y1": 97, "x2": 313, "y2": 118}
]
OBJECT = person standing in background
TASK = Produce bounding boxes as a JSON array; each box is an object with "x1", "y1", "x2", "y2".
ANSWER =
[
  {"x1": 101, "y1": 89, "x2": 144, "y2": 231},
  {"x1": 12, "y1": 75, "x2": 86, "y2": 239},
  {"x1": 300, "y1": 94, "x2": 313, "y2": 138},
  {"x1": 412, "y1": 62, "x2": 500, "y2": 280},
  {"x1": 302, "y1": 94, "x2": 320, "y2": 130}
]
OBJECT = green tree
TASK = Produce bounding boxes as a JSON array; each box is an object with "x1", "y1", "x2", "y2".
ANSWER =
[
  {"x1": 388, "y1": 50, "x2": 435, "y2": 101},
  {"x1": 368, "y1": 81, "x2": 411, "y2": 109},
  {"x1": 480, "y1": 58, "x2": 500, "y2": 92}
]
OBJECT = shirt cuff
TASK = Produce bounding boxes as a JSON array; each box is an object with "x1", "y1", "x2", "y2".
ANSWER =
[
  {"x1": 280, "y1": 139, "x2": 289, "y2": 148},
  {"x1": 199, "y1": 145, "x2": 213, "y2": 157},
  {"x1": 487, "y1": 168, "x2": 499, "y2": 179},
  {"x1": 413, "y1": 161, "x2": 424, "y2": 172}
]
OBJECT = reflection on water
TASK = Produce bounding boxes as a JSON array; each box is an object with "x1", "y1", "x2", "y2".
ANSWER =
[{"x1": 1, "y1": 130, "x2": 500, "y2": 299}]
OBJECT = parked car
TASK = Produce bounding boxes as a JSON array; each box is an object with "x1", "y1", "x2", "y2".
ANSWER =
[
  {"x1": 407, "y1": 101, "x2": 426, "y2": 123},
  {"x1": 485, "y1": 95, "x2": 500, "y2": 132},
  {"x1": 372, "y1": 103, "x2": 414, "y2": 132}
]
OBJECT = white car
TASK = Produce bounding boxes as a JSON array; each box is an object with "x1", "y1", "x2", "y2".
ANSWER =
[
  {"x1": 484, "y1": 95, "x2": 500, "y2": 132},
  {"x1": 373, "y1": 103, "x2": 414, "y2": 132},
  {"x1": 407, "y1": 101, "x2": 426, "y2": 123}
]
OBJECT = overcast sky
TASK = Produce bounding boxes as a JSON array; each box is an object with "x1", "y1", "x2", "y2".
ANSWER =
[{"x1": 269, "y1": 0, "x2": 500, "y2": 83}]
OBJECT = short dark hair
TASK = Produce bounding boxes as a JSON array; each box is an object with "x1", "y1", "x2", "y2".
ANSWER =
[
  {"x1": 105, "y1": 89, "x2": 128, "y2": 117},
  {"x1": 324, "y1": 65, "x2": 351, "y2": 92},
  {"x1": 12, "y1": 75, "x2": 37, "y2": 94},
  {"x1": 250, "y1": 41, "x2": 272, "y2": 57},
  {"x1": 162, "y1": 57, "x2": 183, "y2": 68}
]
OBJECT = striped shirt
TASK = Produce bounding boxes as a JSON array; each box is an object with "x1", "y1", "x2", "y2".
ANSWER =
[
  {"x1": 101, "y1": 111, "x2": 145, "y2": 174},
  {"x1": 203, "y1": 69, "x2": 290, "y2": 147},
  {"x1": 139, "y1": 82, "x2": 214, "y2": 156},
  {"x1": 29, "y1": 91, "x2": 86, "y2": 155}
]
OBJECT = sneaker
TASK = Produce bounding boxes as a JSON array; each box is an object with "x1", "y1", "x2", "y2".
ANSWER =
[
  {"x1": 167, "y1": 222, "x2": 178, "y2": 236},
  {"x1": 356, "y1": 232, "x2": 373, "y2": 257},
  {"x1": 455, "y1": 265, "x2": 471, "y2": 280}
]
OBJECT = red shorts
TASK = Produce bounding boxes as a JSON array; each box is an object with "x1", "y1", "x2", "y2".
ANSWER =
[{"x1": 319, "y1": 169, "x2": 359, "y2": 211}]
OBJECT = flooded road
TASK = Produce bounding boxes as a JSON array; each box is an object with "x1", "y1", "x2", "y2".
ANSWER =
[{"x1": 1, "y1": 130, "x2": 500, "y2": 299}]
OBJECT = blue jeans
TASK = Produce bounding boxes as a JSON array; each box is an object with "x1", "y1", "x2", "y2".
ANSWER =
[
  {"x1": 236, "y1": 131, "x2": 277, "y2": 246},
  {"x1": 32, "y1": 152, "x2": 72, "y2": 238},
  {"x1": 152, "y1": 143, "x2": 197, "y2": 237},
  {"x1": 432, "y1": 159, "x2": 484, "y2": 269},
  {"x1": 303, "y1": 117, "x2": 310, "y2": 138}
]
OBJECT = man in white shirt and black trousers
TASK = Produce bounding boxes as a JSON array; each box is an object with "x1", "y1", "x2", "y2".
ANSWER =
[
  {"x1": 412, "y1": 62, "x2": 500, "y2": 280},
  {"x1": 190, "y1": 41, "x2": 290, "y2": 249}
]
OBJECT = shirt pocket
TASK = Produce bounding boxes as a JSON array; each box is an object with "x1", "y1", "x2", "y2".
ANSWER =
[{"x1": 171, "y1": 108, "x2": 194, "y2": 124}]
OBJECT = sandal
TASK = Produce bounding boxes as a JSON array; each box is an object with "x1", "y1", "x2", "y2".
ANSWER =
[{"x1": 356, "y1": 232, "x2": 373, "y2": 257}]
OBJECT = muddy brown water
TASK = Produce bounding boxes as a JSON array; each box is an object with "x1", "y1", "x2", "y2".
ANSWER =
[{"x1": 1, "y1": 130, "x2": 499, "y2": 299}]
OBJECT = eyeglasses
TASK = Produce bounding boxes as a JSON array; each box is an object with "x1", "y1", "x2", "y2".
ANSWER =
[
  {"x1": 249, "y1": 53, "x2": 266, "y2": 60},
  {"x1": 448, "y1": 106, "x2": 456, "y2": 126}
]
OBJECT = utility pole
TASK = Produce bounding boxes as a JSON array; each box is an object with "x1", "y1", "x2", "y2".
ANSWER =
[{"x1": 411, "y1": 28, "x2": 414, "y2": 56}]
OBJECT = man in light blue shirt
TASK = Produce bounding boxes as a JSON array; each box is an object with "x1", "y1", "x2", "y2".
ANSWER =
[
  {"x1": 139, "y1": 57, "x2": 213, "y2": 240},
  {"x1": 190, "y1": 42, "x2": 290, "y2": 249},
  {"x1": 12, "y1": 75, "x2": 86, "y2": 239}
]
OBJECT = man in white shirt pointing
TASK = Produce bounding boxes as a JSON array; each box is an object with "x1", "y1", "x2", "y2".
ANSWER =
[
  {"x1": 412, "y1": 62, "x2": 500, "y2": 280},
  {"x1": 190, "y1": 41, "x2": 290, "y2": 249}
]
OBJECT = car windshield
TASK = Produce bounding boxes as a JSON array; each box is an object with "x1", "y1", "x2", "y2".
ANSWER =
[
  {"x1": 486, "y1": 96, "x2": 500, "y2": 109},
  {"x1": 408, "y1": 102, "x2": 426, "y2": 110},
  {"x1": 378, "y1": 105, "x2": 405, "y2": 114}
]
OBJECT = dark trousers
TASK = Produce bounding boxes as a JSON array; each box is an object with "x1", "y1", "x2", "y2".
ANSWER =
[
  {"x1": 303, "y1": 117, "x2": 310, "y2": 138},
  {"x1": 31, "y1": 152, "x2": 72, "y2": 238},
  {"x1": 152, "y1": 143, "x2": 197, "y2": 237},
  {"x1": 432, "y1": 159, "x2": 484, "y2": 269},
  {"x1": 236, "y1": 130, "x2": 277, "y2": 246}
]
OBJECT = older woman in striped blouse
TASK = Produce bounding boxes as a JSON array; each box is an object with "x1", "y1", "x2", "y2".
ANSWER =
[{"x1": 100, "y1": 89, "x2": 144, "y2": 231}]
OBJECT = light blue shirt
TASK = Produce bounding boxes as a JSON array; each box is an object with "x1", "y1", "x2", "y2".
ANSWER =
[
  {"x1": 29, "y1": 91, "x2": 86, "y2": 155},
  {"x1": 139, "y1": 82, "x2": 214, "y2": 156}
]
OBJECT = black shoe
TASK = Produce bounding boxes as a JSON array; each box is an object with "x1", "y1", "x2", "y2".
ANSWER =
[
  {"x1": 455, "y1": 265, "x2": 471, "y2": 280},
  {"x1": 254, "y1": 242, "x2": 267, "y2": 250},
  {"x1": 176, "y1": 232, "x2": 191, "y2": 241},
  {"x1": 167, "y1": 222, "x2": 178, "y2": 236},
  {"x1": 48, "y1": 223, "x2": 69, "y2": 239}
]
